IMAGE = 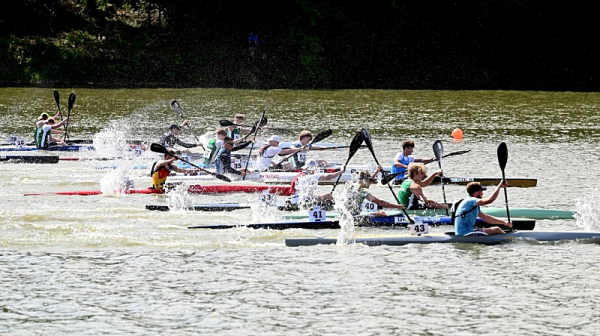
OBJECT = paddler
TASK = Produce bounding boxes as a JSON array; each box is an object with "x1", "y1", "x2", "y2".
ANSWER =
[
  {"x1": 202, "y1": 128, "x2": 248, "y2": 165},
  {"x1": 347, "y1": 167, "x2": 405, "y2": 217},
  {"x1": 287, "y1": 159, "x2": 346, "y2": 209},
  {"x1": 36, "y1": 117, "x2": 69, "y2": 148},
  {"x1": 390, "y1": 140, "x2": 435, "y2": 181},
  {"x1": 214, "y1": 137, "x2": 252, "y2": 178},
  {"x1": 254, "y1": 135, "x2": 306, "y2": 172},
  {"x1": 150, "y1": 149, "x2": 204, "y2": 190},
  {"x1": 34, "y1": 111, "x2": 62, "y2": 143},
  {"x1": 397, "y1": 163, "x2": 448, "y2": 210},
  {"x1": 283, "y1": 130, "x2": 335, "y2": 171},
  {"x1": 454, "y1": 181, "x2": 512, "y2": 236},
  {"x1": 226, "y1": 114, "x2": 268, "y2": 140},
  {"x1": 159, "y1": 122, "x2": 203, "y2": 154}
]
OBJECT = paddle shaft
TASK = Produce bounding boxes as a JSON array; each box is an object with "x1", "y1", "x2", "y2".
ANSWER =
[
  {"x1": 501, "y1": 171, "x2": 511, "y2": 223},
  {"x1": 243, "y1": 111, "x2": 265, "y2": 180},
  {"x1": 273, "y1": 129, "x2": 332, "y2": 167}
]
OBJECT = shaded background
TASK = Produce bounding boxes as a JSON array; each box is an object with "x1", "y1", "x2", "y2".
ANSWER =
[{"x1": 1, "y1": 0, "x2": 598, "y2": 90}]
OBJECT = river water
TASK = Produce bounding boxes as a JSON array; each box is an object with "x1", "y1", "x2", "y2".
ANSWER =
[{"x1": 2, "y1": 88, "x2": 600, "y2": 335}]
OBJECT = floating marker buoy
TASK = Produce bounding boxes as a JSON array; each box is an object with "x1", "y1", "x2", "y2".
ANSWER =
[{"x1": 451, "y1": 128, "x2": 463, "y2": 140}]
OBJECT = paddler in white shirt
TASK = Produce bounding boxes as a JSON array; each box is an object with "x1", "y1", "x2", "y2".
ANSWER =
[
  {"x1": 255, "y1": 135, "x2": 306, "y2": 172},
  {"x1": 36, "y1": 117, "x2": 69, "y2": 148},
  {"x1": 288, "y1": 159, "x2": 346, "y2": 208}
]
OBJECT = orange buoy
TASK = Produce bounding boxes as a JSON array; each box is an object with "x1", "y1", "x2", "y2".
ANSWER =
[{"x1": 451, "y1": 128, "x2": 463, "y2": 140}]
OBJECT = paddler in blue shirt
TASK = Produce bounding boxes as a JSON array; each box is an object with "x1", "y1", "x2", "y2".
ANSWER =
[
  {"x1": 390, "y1": 140, "x2": 435, "y2": 180},
  {"x1": 214, "y1": 137, "x2": 252, "y2": 179},
  {"x1": 454, "y1": 181, "x2": 512, "y2": 236}
]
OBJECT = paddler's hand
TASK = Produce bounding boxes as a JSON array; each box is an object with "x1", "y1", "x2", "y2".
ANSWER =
[
  {"x1": 241, "y1": 171, "x2": 247, "y2": 178},
  {"x1": 396, "y1": 204, "x2": 405, "y2": 210},
  {"x1": 340, "y1": 166, "x2": 346, "y2": 174},
  {"x1": 498, "y1": 180, "x2": 508, "y2": 189},
  {"x1": 505, "y1": 221, "x2": 513, "y2": 228},
  {"x1": 375, "y1": 165, "x2": 383, "y2": 172},
  {"x1": 435, "y1": 169, "x2": 443, "y2": 176},
  {"x1": 181, "y1": 120, "x2": 190, "y2": 127}
]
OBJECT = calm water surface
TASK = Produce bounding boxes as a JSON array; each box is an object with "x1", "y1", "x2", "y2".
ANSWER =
[{"x1": 2, "y1": 88, "x2": 600, "y2": 335}]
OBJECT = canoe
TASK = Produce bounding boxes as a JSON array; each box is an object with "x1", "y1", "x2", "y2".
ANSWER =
[
  {"x1": 24, "y1": 184, "x2": 294, "y2": 196},
  {"x1": 285, "y1": 231, "x2": 600, "y2": 247},
  {"x1": 0, "y1": 154, "x2": 59, "y2": 164},
  {"x1": 0, "y1": 144, "x2": 95, "y2": 152},
  {"x1": 187, "y1": 216, "x2": 535, "y2": 230},
  {"x1": 283, "y1": 208, "x2": 575, "y2": 220}
]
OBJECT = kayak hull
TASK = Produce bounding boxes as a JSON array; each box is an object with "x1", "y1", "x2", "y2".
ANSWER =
[
  {"x1": 285, "y1": 231, "x2": 600, "y2": 246},
  {"x1": 0, "y1": 144, "x2": 95, "y2": 152},
  {"x1": 24, "y1": 184, "x2": 293, "y2": 196}
]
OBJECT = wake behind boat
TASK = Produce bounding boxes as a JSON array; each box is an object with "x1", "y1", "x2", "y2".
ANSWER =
[{"x1": 285, "y1": 231, "x2": 600, "y2": 246}]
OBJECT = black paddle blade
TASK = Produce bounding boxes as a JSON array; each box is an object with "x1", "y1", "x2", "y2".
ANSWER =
[
  {"x1": 219, "y1": 119, "x2": 235, "y2": 127},
  {"x1": 443, "y1": 149, "x2": 470, "y2": 158},
  {"x1": 433, "y1": 140, "x2": 443, "y2": 161},
  {"x1": 150, "y1": 143, "x2": 169, "y2": 154},
  {"x1": 497, "y1": 142, "x2": 508, "y2": 172},
  {"x1": 171, "y1": 100, "x2": 183, "y2": 117},
  {"x1": 361, "y1": 128, "x2": 374, "y2": 152},
  {"x1": 214, "y1": 173, "x2": 232, "y2": 183},
  {"x1": 348, "y1": 131, "x2": 364, "y2": 158},
  {"x1": 259, "y1": 116, "x2": 268, "y2": 127},
  {"x1": 312, "y1": 129, "x2": 333, "y2": 144},
  {"x1": 380, "y1": 172, "x2": 402, "y2": 185},
  {"x1": 53, "y1": 90, "x2": 60, "y2": 109},
  {"x1": 68, "y1": 93, "x2": 76, "y2": 112}
]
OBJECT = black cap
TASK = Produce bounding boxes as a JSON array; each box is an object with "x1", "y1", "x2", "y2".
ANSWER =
[
  {"x1": 467, "y1": 182, "x2": 487, "y2": 195},
  {"x1": 169, "y1": 124, "x2": 181, "y2": 131}
]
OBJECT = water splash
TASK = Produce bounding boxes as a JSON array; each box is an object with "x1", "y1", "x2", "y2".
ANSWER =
[
  {"x1": 250, "y1": 192, "x2": 279, "y2": 223},
  {"x1": 166, "y1": 184, "x2": 193, "y2": 210},
  {"x1": 333, "y1": 181, "x2": 359, "y2": 245},
  {"x1": 574, "y1": 188, "x2": 600, "y2": 230},
  {"x1": 99, "y1": 168, "x2": 129, "y2": 197},
  {"x1": 93, "y1": 120, "x2": 148, "y2": 160}
]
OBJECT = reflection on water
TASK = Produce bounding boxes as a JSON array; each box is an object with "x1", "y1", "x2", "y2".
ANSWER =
[{"x1": 2, "y1": 88, "x2": 600, "y2": 334}]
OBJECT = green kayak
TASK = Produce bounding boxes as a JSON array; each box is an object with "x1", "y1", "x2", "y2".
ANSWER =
[{"x1": 282, "y1": 208, "x2": 575, "y2": 220}]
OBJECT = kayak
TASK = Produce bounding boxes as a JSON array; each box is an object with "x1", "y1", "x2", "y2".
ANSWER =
[
  {"x1": 285, "y1": 231, "x2": 600, "y2": 247},
  {"x1": 0, "y1": 144, "x2": 95, "y2": 152},
  {"x1": 283, "y1": 208, "x2": 575, "y2": 220},
  {"x1": 0, "y1": 154, "x2": 59, "y2": 164},
  {"x1": 393, "y1": 176, "x2": 537, "y2": 188},
  {"x1": 187, "y1": 216, "x2": 535, "y2": 230},
  {"x1": 24, "y1": 184, "x2": 294, "y2": 196}
]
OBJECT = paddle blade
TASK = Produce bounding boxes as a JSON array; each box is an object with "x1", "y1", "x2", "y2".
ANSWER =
[
  {"x1": 150, "y1": 143, "x2": 169, "y2": 154},
  {"x1": 348, "y1": 130, "x2": 364, "y2": 159},
  {"x1": 497, "y1": 142, "x2": 508, "y2": 172},
  {"x1": 259, "y1": 116, "x2": 268, "y2": 127},
  {"x1": 219, "y1": 119, "x2": 235, "y2": 127},
  {"x1": 171, "y1": 100, "x2": 183, "y2": 117},
  {"x1": 67, "y1": 93, "x2": 76, "y2": 112},
  {"x1": 214, "y1": 173, "x2": 232, "y2": 183},
  {"x1": 433, "y1": 140, "x2": 443, "y2": 161},
  {"x1": 53, "y1": 90, "x2": 60, "y2": 109},
  {"x1": 311, "y1": 129, "x2": 333, "y2": 144}
]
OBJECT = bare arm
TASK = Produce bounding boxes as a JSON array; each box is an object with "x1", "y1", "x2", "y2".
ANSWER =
[
  {"x1": 478, "y1": 212, "x2": 512, "y2": 227},
  {"x1": 366, "y1": 194, "x2": 404, "y2": 210},
  {"x1": 476, "y1": 181, "x2": 507, "y2": 207},
  {"x1": 319, "y1": 166, "x2": 346, "y2": 181},
  {"x1": 416, "y1": 169, "x2": 442, "y2": 187}
]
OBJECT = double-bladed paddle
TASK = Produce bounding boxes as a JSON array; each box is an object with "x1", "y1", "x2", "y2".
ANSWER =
[
  {"x1": 273, "y1": 129, "x2": 333, "y2": 168},
  {"x1": 170, "y1": 100, "x2": 205, "y2": 150},
  {"x1": 150, "y1": 143, "x2": 231, "y2": 182},
  {"x1": 243, "y1": 111, "x2": 266, "y2": 180},
  {"x1": 497, "y1": 142, "x2": 511, "y2": 225},
  {"x1": 64, "y1": 93, "x2": 76, "y2": 141},
  {"x1": 331, "y1": 130, "x2": 363, "y2": 192},
  {"x1": 433, "y1": 140, "x2": 449, "y2": 215},
  {"x1": 361, "y1": 128, "x2": 414, "y2": 224},
  {"x1": 220, "y1": 118, "x2": 290, "y2": 133},
  {"x1": 53, "y1": 89, "x2": 62, "y2": 120},
  {"x1": 381, "y1": 149, "x2": 472, "y2": 184}
]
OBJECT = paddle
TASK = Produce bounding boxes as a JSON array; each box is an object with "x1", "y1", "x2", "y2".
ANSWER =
[
  {"x1": 433, "y1": 140, "x2": 449, "y2": 215},
  {"x1": 240, "y1": 116, "x2": 268, "y2": 141},
  {"x1": 361, "y1": 128, "x2": 414, "y2": 224},
  {"x1": 273, "y1": 129, "x2": 333, "y2": 168},
  {"x1": 243, "y1": 111, "x2": 266, "y2": 180},
  {"x1": 170, "y1": 100, "x2": 205, "y2": 150},
  {"x1": 150, "y1": 143, "x2": 231, "y2": 182},
  {"x1": 64, "y1": 93, "x2": 76, "y2": 141},
  {"x1": 53, "y1": 89, "x2": 63, "y2": 122},
  {"x1": 331, "y1": 130, "x2": 363, "y2": 192},
  {"x1": 497, "y1": 142, "x2": 511, "y2": 226}
]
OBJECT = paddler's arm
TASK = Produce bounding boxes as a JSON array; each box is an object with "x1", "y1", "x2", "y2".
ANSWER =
[
  {"x1": 478, "y1": 212, "x2": 512, "y2": 228},
  {"x1": 417, "y1": 169, "x2": 443, "y2": 187},
  {"x1": 231, "y1": 140, "x2": 252, "y2": 151},
  {"x1": 171, "y1": 165, "x2": 203, "y2": 175},
  {"x1": 365, "y1": 194, "x2": 405, "y2": 210},
  {"x1": 319, "y1": 166, "x2": 346, "y2": 181},
  {"x1": 279, "y1": 147, "x2": 305, "y2": 156},
  {"x1": 371, "y1": 165, "x2": 383, "y2": 180},
  {"x1": 51, "y1": 117, "x2": 69, "y2": 129},
  {"x1": 476, "y1": 180, "x2": 507, "y2": 206},
  {"x1": 175, "y1": 137, "x2": 199, "y2": 148}
]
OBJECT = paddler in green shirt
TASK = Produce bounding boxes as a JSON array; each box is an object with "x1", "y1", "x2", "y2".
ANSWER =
[
  {"x1": 397, "y1": 163, "x2": 448, "y2": 210},
  {"x1": 202, "y1": 128, "x2": 249, "y2": 165}
]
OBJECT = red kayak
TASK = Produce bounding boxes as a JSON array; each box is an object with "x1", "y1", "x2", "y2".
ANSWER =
[{"x1": 24, "y1": 184, "x2": 294, "y2": 196}]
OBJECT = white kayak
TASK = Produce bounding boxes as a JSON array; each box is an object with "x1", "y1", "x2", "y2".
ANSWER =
[{"x1": 285, "y1": 231, "x2": 600, "y2": 247}]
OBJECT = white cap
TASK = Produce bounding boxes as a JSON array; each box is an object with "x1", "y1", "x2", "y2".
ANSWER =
[
  {"x1": 302, "y1": 159, "x2": 318, "y2": 170},
  {"x1": 268, "y1": 135, "x2": 281, "y2": 143}
]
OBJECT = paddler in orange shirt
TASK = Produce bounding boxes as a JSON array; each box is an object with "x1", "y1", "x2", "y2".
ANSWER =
[{"x1": 150, "y1": 149, "x2": 204, "y2": 190}]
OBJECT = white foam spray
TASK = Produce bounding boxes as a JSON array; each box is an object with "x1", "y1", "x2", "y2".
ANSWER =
[{"x1": 575, "y1": 188, "x2": 600, "y2": 230}]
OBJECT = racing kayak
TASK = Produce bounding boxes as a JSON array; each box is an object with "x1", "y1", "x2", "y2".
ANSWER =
[
  {"x1": 187, "y1": 216, "x2": 535, "y2": 230},
  {"x1": 24, "y1": 184, "x2": 294, "y2": 196},
  {"x1": 0, "y1": 144, "x2": 95, "y2": 152},
  {"x1": 283, "y1": 208, "x2": 575, "y2": 220},
  {"x1": 0, "y1": 154, "x2": 59, "y2": 164},
  {"x1": 392, "y1": 176, "x2": 537, "y2": 188},
  {"x1": 285, "y1": 231, "x2": 600, "y2": 246}
]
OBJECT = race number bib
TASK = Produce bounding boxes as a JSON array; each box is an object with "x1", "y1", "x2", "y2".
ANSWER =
[
  {"x1": 231, "y1": 158, "x2": 242, "y2": 169},
  {"x1": 297, "y1": 151, "x2": 307, "y2": 163},
  {"x1": 362, "y1": 200, "x2": 377, "y2": 213},
  {"x1": 409, "y1": 219, "x2": 429, "y2": 235},
  {"x1": 15, "y1": 138, "x2": 26, "y2": 147},
  {"x1": 309, "y1": 206, "x2": 326, "y2": 222},
  {"x1": 234, "y1": 133, "x2": 240, "y2": 140},
  {"x1": 203, "y1": 148, "x2": 213, "y2": 160},
  {"x1": 258, "y1": 191, "x2": 275, "y2": 205}
]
